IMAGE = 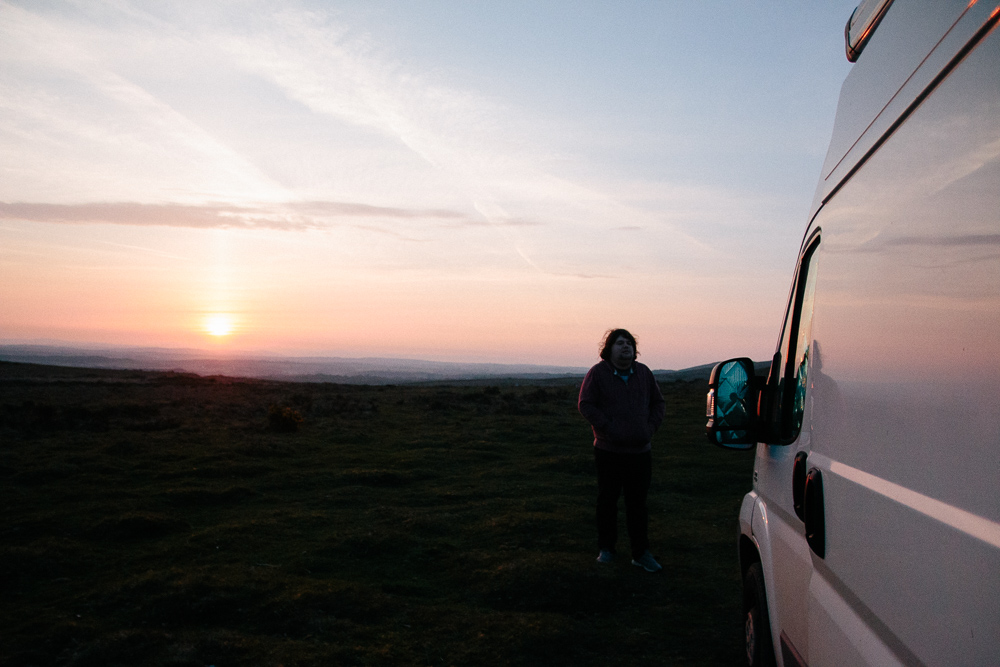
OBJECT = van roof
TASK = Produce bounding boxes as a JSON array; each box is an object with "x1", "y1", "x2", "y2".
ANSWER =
[{"x1": 807, "y1": 1, "x2": 997, "y2": 224}]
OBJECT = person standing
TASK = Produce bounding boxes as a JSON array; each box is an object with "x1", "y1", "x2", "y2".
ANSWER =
[{"x1": 578, "y1": 328, "x2": 666, "y2": 572}]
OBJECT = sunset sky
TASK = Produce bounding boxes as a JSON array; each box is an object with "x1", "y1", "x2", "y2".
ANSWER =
[{"x1": 0, "y1": 1, "x2": 858, "y2": 369}]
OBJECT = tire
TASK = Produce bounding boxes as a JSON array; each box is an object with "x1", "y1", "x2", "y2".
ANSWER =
[{"x1": 744, "y1": 562, "x2": 776, "y2": 667}]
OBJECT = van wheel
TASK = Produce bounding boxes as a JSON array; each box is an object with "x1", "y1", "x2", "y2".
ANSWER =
[{"x1": 744, "y1": 562, "x2": 776, "y2": 667}]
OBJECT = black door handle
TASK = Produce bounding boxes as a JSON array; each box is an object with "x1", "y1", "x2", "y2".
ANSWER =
[{"x1": 804, "y1": 467, "x2": 825, "y2": 558}]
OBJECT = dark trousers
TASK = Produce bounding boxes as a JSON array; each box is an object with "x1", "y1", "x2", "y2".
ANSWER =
[{"x1": 594, "y1": 448, "x2": 652, "y2": 559}]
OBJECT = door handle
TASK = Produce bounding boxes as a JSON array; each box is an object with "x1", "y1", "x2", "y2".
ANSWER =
[{"x1": 804, "y1": 467, "x2": 825, "y2": 558}]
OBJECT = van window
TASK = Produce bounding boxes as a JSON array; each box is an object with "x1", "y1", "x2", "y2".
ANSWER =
[
  {"x1": 775, "y1": 237, "x2": 820, "y2": 442},
  {"x1": 791, "y1": 244, "x2": 819, "y2": 434}
]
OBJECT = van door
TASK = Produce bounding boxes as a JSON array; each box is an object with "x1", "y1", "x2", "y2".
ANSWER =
[
  {"x1": 753, "y1": 234, "x2": 820, "y2": 665},
  {"x1": 803, "y1": 11, "x2": 1000, "y2": 666}
]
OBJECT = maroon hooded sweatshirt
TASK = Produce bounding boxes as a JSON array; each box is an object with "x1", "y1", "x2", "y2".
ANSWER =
[{"x1": 578, "y1": 360, "x2": 666, "y2": 453}]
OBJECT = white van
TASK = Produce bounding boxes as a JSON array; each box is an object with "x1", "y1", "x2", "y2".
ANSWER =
[{"x1": 705, "y1": 1, "x2": 1000, "y2": 665}]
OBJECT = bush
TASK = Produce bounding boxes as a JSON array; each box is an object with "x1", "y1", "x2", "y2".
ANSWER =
[{"x1": 267, "y1": 405, "x2": 304, "y2": 432}]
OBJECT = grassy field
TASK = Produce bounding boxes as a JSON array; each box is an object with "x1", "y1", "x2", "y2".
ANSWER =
[{"x1": 0, "y1": 361, "x2": 754, "y2": 666}]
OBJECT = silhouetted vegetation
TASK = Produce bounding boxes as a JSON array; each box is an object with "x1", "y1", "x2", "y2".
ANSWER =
[
  {"x1": 0, "y1": 360, "x2": 753, "y2": 666},
  {"x1": 268, "y1": 405, "x2": 305, "y2": 433}
]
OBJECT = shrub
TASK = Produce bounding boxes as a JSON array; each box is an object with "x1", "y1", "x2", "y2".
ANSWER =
[{"x1": 267, "y1": 405, "x2": 304, "y2": 432}]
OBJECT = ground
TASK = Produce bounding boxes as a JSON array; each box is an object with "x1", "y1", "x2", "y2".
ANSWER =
[{"x1": 0, "y1": 361, "x2": 754, "y2": 666}]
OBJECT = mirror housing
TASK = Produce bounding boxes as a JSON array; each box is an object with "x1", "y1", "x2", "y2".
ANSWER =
[{"x1": 706, "y1": 357, "x2": 758, "y2": 449}]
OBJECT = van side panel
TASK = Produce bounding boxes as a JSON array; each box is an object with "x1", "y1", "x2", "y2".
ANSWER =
[
  {"x1": 813, "y1": 0, "x2": 999, "y2": 212},
  {"x1": 804, "y1": 12, "x2": 1000, "y2": 665},
  {"x1": 806, "y1": 571, "x2": 906, "y2": 667}
]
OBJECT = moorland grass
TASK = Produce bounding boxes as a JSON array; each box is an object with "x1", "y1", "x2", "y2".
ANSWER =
[{"x1": 0, "y1": 361, "x2": 754, "y2": 666}]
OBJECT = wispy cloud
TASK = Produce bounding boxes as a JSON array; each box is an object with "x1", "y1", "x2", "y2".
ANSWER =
[
  {"x1": 213, "y1": 6, "x2": 644, "y2": 226},
  {"x1": 100, "y1": 241, "x2": 189, "y2": 261},
  {"x1": 0, "y1": 1, "x2": 612, "y2": 249},
  {"x1": 0, "y1": 201, "x2": 476, "y2": 230},
  {"x1": 0, "y1": 1, "x2": 289, "y2": 203},
  {"x1": 219, "y1": 8, "x2": 505, "y2": 173},
  {"x1": 0, "y1": 0, "x2": 738, "y2": 266}
]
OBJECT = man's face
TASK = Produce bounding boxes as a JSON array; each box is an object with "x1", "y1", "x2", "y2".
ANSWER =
[{"x1": 610, "y1": 335, "x2": 634, "y2": 370}]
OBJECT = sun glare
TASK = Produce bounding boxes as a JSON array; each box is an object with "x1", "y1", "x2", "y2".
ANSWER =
[{"x1": 204, "y1": 313, "x2": 235, "y2": 337}]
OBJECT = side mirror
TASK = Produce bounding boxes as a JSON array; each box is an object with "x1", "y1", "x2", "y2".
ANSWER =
[{"x1": 706, "y1": 357, "x2": 757, "y2": 449}]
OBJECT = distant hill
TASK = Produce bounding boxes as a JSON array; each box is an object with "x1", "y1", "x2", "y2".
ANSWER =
[
  {"x1": 655, "y1": 360, "x2": 771, "y2": 383},
  {"x1": 0, "y1": 344, "x2": 587, "y2": 384},
  {"x1": 652, "y1": 363, "x2": 717, "y2": 383},
  {"x1": 0, "y1": 344, "x2": 767, "y2": 385}
]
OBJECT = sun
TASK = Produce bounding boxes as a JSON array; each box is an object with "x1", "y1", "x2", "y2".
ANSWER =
[{"x1": 203, "y1": 313, "x2": 235, "y2": 337}]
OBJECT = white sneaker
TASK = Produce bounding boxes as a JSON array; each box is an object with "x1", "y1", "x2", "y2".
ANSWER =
[{"x1": 631, "y1": 550, "x2": 662, "y2": 572}]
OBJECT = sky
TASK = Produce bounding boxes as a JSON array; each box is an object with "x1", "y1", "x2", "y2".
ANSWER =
[{"x1": 0, "y1": 1, "x2": 860, "y2": 369}]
